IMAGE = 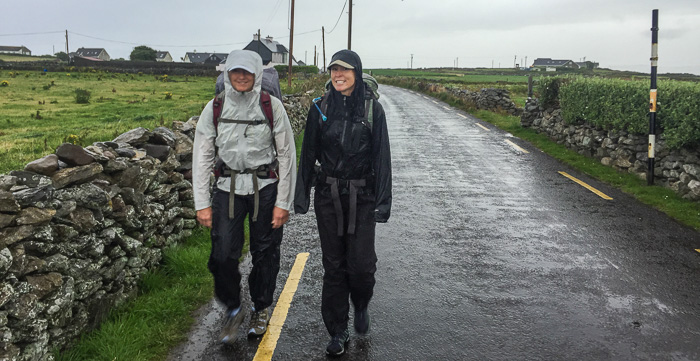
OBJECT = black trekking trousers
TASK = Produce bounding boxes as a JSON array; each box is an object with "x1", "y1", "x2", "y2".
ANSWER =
[
  {"x1": 314, "y1": 187, "x2": 377, "y2": 336},
  {"x1": 209, "y1": 183, "x2": 283, "y2": 312}
]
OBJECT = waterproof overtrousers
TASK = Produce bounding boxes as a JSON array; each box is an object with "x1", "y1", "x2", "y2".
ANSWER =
[
  {"x1": 314, "y1": 186, "x2": 377, "y2": 336},
  {"x1": 209, "y1": 184, "x2": 282, "y2": 311}
]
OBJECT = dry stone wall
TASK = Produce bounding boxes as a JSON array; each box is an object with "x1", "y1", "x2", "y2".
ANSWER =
[
  {"x1": 0, "y1": 93, "x2": 310, "y2": 360},
  {"x1": 521, "y1": 98, "x2": 700, "y2": 201}
]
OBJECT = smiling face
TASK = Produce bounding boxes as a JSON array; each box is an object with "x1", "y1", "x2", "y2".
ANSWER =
[
  {"x1": 228, "y1": 68, "x2": 255, "y2": 92},
  {"x1": 330, "y1": 65, "x2": 356, "y2": 96}
]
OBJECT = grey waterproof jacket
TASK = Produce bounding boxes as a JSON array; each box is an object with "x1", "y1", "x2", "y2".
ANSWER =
[{"x1": 192, "y1": 50, "x2": 296, "y2": 211}]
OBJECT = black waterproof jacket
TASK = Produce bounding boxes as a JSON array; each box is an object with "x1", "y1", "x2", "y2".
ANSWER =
[{"x1": 294, "y1": 54, "x2": 391, "y2": 222}]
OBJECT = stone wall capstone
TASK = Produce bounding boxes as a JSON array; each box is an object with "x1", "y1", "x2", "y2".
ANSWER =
[
  {"x1": 520, "y1": 98, "x2": 700, "y2": 201},
  {"x1": 0, "y1": 92, "x2": 312, "y2": 360}
]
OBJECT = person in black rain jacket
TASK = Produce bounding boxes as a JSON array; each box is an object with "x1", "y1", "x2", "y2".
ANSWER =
[{"x1": 294, "y1": 49, "x2": 392, "y2": 356}]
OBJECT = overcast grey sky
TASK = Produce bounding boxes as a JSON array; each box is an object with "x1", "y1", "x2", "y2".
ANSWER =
[{"x1": 3, "y1": 0, "x2": 699, "y2": 74}]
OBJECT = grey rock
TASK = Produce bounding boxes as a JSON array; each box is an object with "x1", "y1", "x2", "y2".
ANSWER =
[
  {"x1": 55, "y1": 183, "x2": 110, "y2": 211},
  {"x1": 26, "y1": 273, "x2": 63, "y2": 300},
  {"x1": 51, "y1": 163, "x2": 103, "y2": 189},
  {"x1": 114, "y1": 148, "x2": 137, "y2": 158},
  {"x1": 12, "y1": 184, "x2": 54, "y2": 208},
  {"x1": 683, "y1": 164, "x2": 700, "y2": 178},
  {"x1": 0, "y1": 191, "x2": 20, "y2": 213},
  {"x1": 16, "y1": 207, "x2": 56, "y2": 225},
  {"x1": 56, "y1": 143, "x2": 96, "y2": 167},
  {"x1": 0, "y1": 282, "x2": 14, "y2": 309},
  {"x1": 44, "y1": 254, "x2": 70, "y2": 273},
  {"x1": 104, "y1": 158, "x2": 129, "y2": 173},
  {"x1": 144, "y1": 144, "x2": 171, "y2": 161},
  {"x1": 151, "y1": 127, "x2": 176, "y2": 147},
  {"x1": 9, "y1": 171, "x2": 51, "y2": 188},
  {"x1": 0, "y1": 225, "x2": 34, "y2": 248},
  {"x1": 174, "y1": 131, "x2": 194, "y2": 161},
  {"x1": 54, "y1": 199, "x2": 76, "y2": 218},
  {"x1": 113, "y1": 127, "x2": 152, "y2": 146},
  {"x1": 0, "y1": 248, "x2": 12, "y2": 275},
  {"x1": 84, "y1": 145, "x2": 112, "y2": 162},
  {"x1": 6, "y1": 292, "x2": 40, "y2": 319},
  {"x1": 116, "y1": 166, "x2": 158, "y2": 193},
  {"x1": 0, "y1": 175, "x2": 18, "y2": 191},
  {"x1": 24, "y1": 154, "x2": 59, "y2": 176}
]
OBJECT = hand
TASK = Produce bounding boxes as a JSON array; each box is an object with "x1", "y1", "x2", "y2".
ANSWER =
[
  {"x1": 271, "y1": 207, "x2": 289, "y2": 229},
  {"x1": 197, "y1": 207, "x2": 213, "y2": 228}
]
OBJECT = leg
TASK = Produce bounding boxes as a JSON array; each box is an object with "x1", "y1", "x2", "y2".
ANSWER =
[
  {"x1": 209, "y1": 188, "x2": 248, "y2": 310},
  {"x1": 247, "y1": 183, "x2": 283, "y2": 311},
  {"x1": 315, "y1": 188, "x2": 350, "y2": 336},
  {"x1": 347, "y1": 193, "x2": 377, "y2": 311}
]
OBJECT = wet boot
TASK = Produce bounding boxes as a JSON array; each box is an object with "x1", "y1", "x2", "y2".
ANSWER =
[
  {"x1": 325, "y1": 329, "x2": 350, "y2": 357},
  {"x1": 220, "y1": 307, "x2": 245, "y2": 345},
  {"x1": 354, "y1": 308, "x2": 370, "y2": 335},
  {"x1": 247, "y1": 307, "x2": 271, "y2": 338}
]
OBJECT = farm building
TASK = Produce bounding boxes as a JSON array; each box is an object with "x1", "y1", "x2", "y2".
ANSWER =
[
  {"x1": 531, "y1": 58, "x2": 579, "y2": 71},
  {"x1": 0, "y1": 46, "x2": 31, "y2": 56}
]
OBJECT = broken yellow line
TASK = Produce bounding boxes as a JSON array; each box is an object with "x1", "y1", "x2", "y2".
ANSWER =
[
  {"x1": 475, "y1": 123, "x2": 490, "y2": 131},
  {"x1": 253, "y1": 252, "x2": 310, "y2": 361},
  {"x1": 559, "y1": 172, "x2": 613, "y2": 200},
  {"x1": 505, "y1": 139, "x2": 529, "y2": 154},
  {"x1": 457, "y1": 114, "x2": 467, "y2": 119}
]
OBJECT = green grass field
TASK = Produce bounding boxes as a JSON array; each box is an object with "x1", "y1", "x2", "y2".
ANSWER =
[
  {"x1": 0, "y1": 54, "x2": 59, "y2": 62},
  {"x1": 0, "y1": 70, "x2": 216, "y2": 173}
]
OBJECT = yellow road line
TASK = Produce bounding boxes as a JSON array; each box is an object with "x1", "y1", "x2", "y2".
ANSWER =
[
  {"x1": 443, "y1": 106, "x2": 451, "y2": 111},
  {"x1": 504, "y1": 139, "x2": 530, "y2": 154},
  {"x1": 696, "y1": 249, "x2": 700, "y2": 254},
  {"x1": 432, "y1": 100, "x2": 439, "y2": 104},
  {"x1": 475, "y1": 123, "x2": 490, "y2": 131},
  {"x1": 253, "y1": 252, "x2": 310, "y2": 361},
  {"x1": 559, "y1": 172, "x2": 613, "y2": 200},
  {"x1": 457, "y1": 113, "x2": 467, "y2": 119}
]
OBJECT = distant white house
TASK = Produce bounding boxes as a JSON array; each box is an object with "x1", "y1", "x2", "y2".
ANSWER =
[
  {"x1": 0, "y1": 46, "x2": 31, "y2": 56},
  {"x1": 531, "y1": 58, "x2": 578, "y2": 71},
  {"x1": 74, "y1": 48, "x2": 110, "y2": 61},
  {"x1": 156, "y1": 51, "x2": 173, "y2": 62}
]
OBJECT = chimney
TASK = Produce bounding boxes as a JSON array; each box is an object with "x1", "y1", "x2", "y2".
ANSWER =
[
  {"x1": 253, "y1": 33, "x2": 260, "y2": 41},
  {"x1": 265, "y1": 35, "x2": 273, "y2": 42}
]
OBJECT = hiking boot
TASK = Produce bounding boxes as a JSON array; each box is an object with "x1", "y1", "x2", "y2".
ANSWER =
[
  {"x1": 220, "y1": 307, "x2": 245, "y2": 345},
  {"x1": 325, "y1": 329, "x2": 350, "y2": 357},
  {"x1": 247, "y1": 307, "x2": 271, "y2": 338},
  {"x1": 354, "y1": 308, "x2": 370, "y2": 335}
]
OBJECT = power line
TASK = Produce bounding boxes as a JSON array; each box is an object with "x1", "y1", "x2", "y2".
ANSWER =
[
  {"x1": 326, "y1": 0, "x2": 348, "y2": 34},
  {"x1": 69, "y1": 31, "x2": 250, "y2": 48},
  {"x1": 0, "y1": 31, "x2": 64, "y2": 37}
]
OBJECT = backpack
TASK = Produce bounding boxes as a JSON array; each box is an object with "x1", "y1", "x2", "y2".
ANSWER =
[{"x1": 313, "y1": 73, "x2": 380, "y2": 130}]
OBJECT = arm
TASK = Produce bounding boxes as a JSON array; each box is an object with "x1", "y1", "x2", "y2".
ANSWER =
[
  {"x1": 270, "y1": 98, "x2": 297, "y2": 227},
  {"x1": 192, "y1": 100, "x2": 217, "y2": 226},
  {"x1": 294, "y1": 102, "x2": 321, "y2": 214},
  {"x1": 372, "y1": 101, "x2": 392, "y2": 222}
]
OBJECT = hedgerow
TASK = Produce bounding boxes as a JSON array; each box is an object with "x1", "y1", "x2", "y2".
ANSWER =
[{"x1": 542, "y1": 76, "x2": 700, "y2": 149}]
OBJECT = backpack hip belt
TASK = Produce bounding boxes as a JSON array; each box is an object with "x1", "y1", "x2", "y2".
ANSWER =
[
  {"x1": 324, "y1": 176, "x2": 367, "y2": 236},
  {"x1": 218, "y1": 159, "x2": 279, "y2": 222}
]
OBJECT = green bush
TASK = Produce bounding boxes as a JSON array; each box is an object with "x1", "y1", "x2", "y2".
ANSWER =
[
  {"x1": 551, "y1": 76, "x2": 700, "y2": 149},
  {"x1": 535, "y1": 76, "x2": 565, "y2": 109},
  {"x1": 74, "y1": 88, "x2": 91, "y2": 104}
]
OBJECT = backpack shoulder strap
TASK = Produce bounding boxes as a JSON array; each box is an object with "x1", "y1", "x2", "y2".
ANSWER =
[
  {"x1": 212, "y1": 92, "x2": 225, "y2": 137},
  {"x1": 319, "y1": 91, "x2": 330, "y2": 127},
  {"x1": 259, "y1": 90, "x2": 278, "y2": 155}
]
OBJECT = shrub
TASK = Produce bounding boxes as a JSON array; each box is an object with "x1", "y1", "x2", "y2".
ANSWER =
[
  {"x1": 75, "y1": 88, "x2": 91, "y2": 104},
  {"x1": 164, "y1": 92, "x2": 173, "y2": 100},
  {"x1": 0, "y1": 80, "x2": 8, "y2": 87}
]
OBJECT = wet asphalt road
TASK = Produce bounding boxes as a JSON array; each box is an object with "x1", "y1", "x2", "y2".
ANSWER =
[{"x1": 168, "y1": 85, "x2": 700, "y2": 361}]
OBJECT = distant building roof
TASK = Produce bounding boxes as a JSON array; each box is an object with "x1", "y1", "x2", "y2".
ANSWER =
[
  {"x1": 155, "y1": 51, "x2": 170, "y2": 59},
  {"x1": 532, "y1": 58, "x2": 575, "y2": 67},
  {"x1": 75, "y1": 48, "x2": 107, "y2": 57},
  {"x1": 0, "y1": 45, "x2": 31, "y2": 52},
  {"x1": 185, "y1": 52, "x2": 228, "y2": 64}
]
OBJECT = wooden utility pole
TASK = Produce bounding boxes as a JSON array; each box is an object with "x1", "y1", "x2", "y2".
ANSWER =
[
  {"x1": 348, "y1": 1, "x2": 352, "y2": 50},
  {"x1": 322, "y1": 26, "x2": 326, "y2": 72},
  {"x1": 65, "y1": 30, "x2": 69, "y2": 55},
  {"x1": 314, "y1": 46, "x2": 317, "y2": 66},
  {"x1": 288, "y1": 0, "x2": 295, "y2": 87}
]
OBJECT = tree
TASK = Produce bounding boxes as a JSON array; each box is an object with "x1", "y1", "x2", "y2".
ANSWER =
[
  {"x1": 54, "y1": 51, "x2": 69, "y2": 62},
  {"x1": 130, "y1": 45, "x2": 157, "y2": 61}
]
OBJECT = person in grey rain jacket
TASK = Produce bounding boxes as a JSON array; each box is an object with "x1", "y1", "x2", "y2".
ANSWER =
[{"x1": 192, "y1": 50, "x2": 296, "y2": 344}]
